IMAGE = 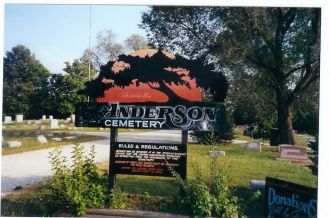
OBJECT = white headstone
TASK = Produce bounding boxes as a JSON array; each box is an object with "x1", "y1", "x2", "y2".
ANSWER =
[
  {"x1": 70, "y1": 114, "x2": 76, "y2": 123},
  {"x1": 15, "y1": 114, "x2": 24, "y2": 122},
  {"x1": 63, "y1": 136, "x2": 78, "y2": 140},
  {"x1": 209, "y1": 150, "x2": 226, "y2": 156},
  {"x1": 49, "y1": 119, "x2": 59, "y2": 129},
  {"x1": 250, "y1": 180, "x2": 265, "y2": 190},
  {"x1": 49, "y1": 115, "x2": 53, "y2": 120},
  {"x1": 6, "y1": 141, "x2": 22, "y2": 148},
  {"x1": 4, "y1": 116, "x2": 12, "y2": 124},
  {"x1": 246, "y1": 142, "x2": 261, "y2": 152},
  {"x1": 37, "y1": 135, "x2": 48, "y2": 144},
  {"x1": 42, "y1": 115, "x2": 46, "y2": 120},
  {"x1": 51, "y1": 137, "x2": 63, "y2": 142}
]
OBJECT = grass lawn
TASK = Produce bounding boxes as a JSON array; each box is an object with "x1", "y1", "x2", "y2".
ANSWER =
[{"x1": 1, "y1": 130, "x2": 317, "y2": 217}]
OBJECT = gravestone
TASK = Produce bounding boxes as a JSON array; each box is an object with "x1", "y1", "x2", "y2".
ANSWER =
[
  {"x1": 49, "y1": 115, "x2": 53, "y2": 120},
  {"x1": 5, "y1": 141, "x2": 22, "y2": 148},
  {"x1": 51, "y1": 137, "x2": 62, "y2": 142},
  {"x1": 209, "y1": 150, "x2": 225, "y2": 156},
  {"x1": 63, "y1": 136, "x2": 78, "y2": 140},
  {"x1": 37, "y1": 135, "x2": 48, "y2": 144},
  {"x1": 26, "y1": 120, "x2": 33, "y2": 125},
  {"x1": 246, "y1": 142, "x2": 261, "y2": 152},
  {"x1": 42, "y1": 115, "x2": 46, "y2": 120},
  {"x1": 70, "y1": 114, "x2": 75, "y2": 123},
  {"x1": 250, "y1": 180, "x2": 265, "y2": 190},
  {"x1": 49, "y1": 119, "x2": 59, "y2": 129},
  {"x1": 4, "y1": 116, "x2": 12, "y2": 124},
  {"x1": 47, "y1": 133, "x2": 54, "y2": 137},
  {"x1": 277, "y1": 145, "x2": 310, "y2": 164},
  {"x1": 278, "y1": 144, "x2": 292, "y2": 152},
  {"x1": 15, "y1": 114, "x2": 24, "y2": 122}
]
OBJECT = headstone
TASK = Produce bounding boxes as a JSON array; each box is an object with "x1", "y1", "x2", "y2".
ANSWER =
[
  {"x1": 209, "y1": 150, "x2": 225, "y2": 156},
  {"x1": 246, "y1": 142, "x2": 261, "y2": 152},
  {"x1": 47, "y1": 133, "x2": 54, "y2": 137},
  {"x1": 51, "y1": 137, "x2": 63, "y2": 142},
  {"x1": 5, "y1": 141, "x2": 22, "y2": 148},
  {"x1": 26, "y1": 120, "x2": 33, "y2": 125},
  {"x1": 60, "y1": 124, "x2": 66, "y2": 128},
  {"x1": 250, "y1": 180, "x2": 265, "y2": 190},
  {"x1": 42, "y1": 115, "x2": 46, "y2": 120},
  {"x1": 63, "y1": 136, "x2": 78, "y2": 140},
  {"x1": 70, "y1": 114, "x2": 75, "y2": 123},
  {"x1": 15, "y1": 114, "x2": 24, "y2": 122},
  {"x1": 277, "y1": 145, "x2": 310, "y2": 163},
  {"x1": 278, "y1": 144, "x2": 292, "y2": 152},
  {"x1": 49, "y1": 115, "x2": 53, "y2": 120},
  {"x1": 49, "y1": 119, "x2": 59, "y2": 129},
  {"x1": 37, "y1": 135, "x2": 48, "y2": 144},
  {"x1": 4, "y1": 116, "x2": 12, "y2": 124}
]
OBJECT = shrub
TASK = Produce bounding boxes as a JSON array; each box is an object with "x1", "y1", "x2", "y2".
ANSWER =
[
  {"x1": 108, "y1": 186, "x2": 129, "y2": 209},
  {"x1": 48, "y1": 143, "x2": 107, "y2": 216}
]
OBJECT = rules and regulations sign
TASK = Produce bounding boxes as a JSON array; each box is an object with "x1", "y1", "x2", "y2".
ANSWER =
[
  {"x1": 75, "y1": 102, "x2": 223, "y2": 131},
  {"x1": 265, "y1": 177, "x2": 317, "y2": 218},
  {"x1": 111, "y1": 142, "x2": 187, "y2": 177}
]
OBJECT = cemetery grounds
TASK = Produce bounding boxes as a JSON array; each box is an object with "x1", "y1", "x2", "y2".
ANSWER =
[{"x1": 1, "y1": 124, "x2": 317, "y2": 217}]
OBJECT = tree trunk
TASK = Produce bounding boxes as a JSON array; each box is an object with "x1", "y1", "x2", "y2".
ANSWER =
[{"x1": 277, "y1": 99, "x2": 295, "y2": 145}]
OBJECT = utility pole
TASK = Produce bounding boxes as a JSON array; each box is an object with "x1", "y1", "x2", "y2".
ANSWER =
[{"x1": 88, "y1": 5, "x2": 92, "y2": 102}]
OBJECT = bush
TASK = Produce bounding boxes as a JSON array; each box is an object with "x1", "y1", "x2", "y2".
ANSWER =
[
  {"x1": 48, "y1": 144, "x2": 107, "y2": 216},
  {"x1": 173, "y1": 157, "x2": 238, "y2": 217},
  {"x1": 108, "y1": 187, "x2": 129, "y2": 209}
]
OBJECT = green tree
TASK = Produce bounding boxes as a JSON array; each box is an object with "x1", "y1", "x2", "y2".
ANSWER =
[
  {"x1": 141, "y1": 7, "x2": 320, "y2": 145},
  {"x1": 42, "y1": 58, "x2": 96, "y2": 117},
  {"x1": 3, "y1": 45, "x2": 50, "y2": 118}
]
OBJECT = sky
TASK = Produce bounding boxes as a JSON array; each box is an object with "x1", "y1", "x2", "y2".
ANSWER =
[{"x1": 4, "y1": 4, "x2": 149, "y2": 73}]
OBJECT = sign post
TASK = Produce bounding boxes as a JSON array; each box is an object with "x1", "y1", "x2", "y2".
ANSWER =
[{"x1": 108, "y1": 127, "x2": 118, "y2": 190}]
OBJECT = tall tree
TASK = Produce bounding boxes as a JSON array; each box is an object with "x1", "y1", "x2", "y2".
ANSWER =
[
  {"x1": 42, "y1": 58, "x2": 96, "y2": 117},
  {"x1": 141, "y1": 7, "x2": 320, "y2": 145},
  {"x1": 3, "y1": 45, "x2": 49, "y2": 118},
  {"x1": 88, "y1": 30, "x2": 124, "y2": 69},
  {"x1": 124, "y1": 34, "x2": 149, "y2": 51}
]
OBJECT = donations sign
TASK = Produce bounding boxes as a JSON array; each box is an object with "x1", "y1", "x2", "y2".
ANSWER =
[
  {"x1": 75, "y1": 102, "x2": 222, "y2": 131},
  {"x1": 265, "y1": 177, "x2": 317, "y2": 218},
  {"x1": 111, "y1": 142, "x2": 186, "y2": 177}
]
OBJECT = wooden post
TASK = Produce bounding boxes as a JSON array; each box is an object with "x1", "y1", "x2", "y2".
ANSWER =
[
  {"x1": 181, "y1": 130, "x2": 188, "y2": 180},
  {"x1": 108, "y1": 127, "x2": 118, "y2": 190}
]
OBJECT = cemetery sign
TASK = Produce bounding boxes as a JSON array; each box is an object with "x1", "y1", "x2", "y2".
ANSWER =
[
  {"x1": 76, "y1": 102, "x2": 223, "y2": 131},
  {"x1": 265, "y1": 177, "x2": 317, "y2": 218}
]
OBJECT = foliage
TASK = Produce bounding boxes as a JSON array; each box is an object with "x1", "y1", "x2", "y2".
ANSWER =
[
  {"x1": 42, "y1": 59, "x2": 94, "y2": 118},
  {"x1": 3, "y1": 45, "x2": 50, "y2": 118},
  {"x1": 173, "y1": 157, "x2": 238, "y2": 217},
  {"x1": 108, "y1": 186, "x2": 129, "y2": 209},
  {"x1": 48, "y1": 144, "x2": 107, "y2": 216},
  {"x1": 83, "y1": 49, "x2": 228, "y2": 103},
  {"x1": 141, "y1": 7, "x2": 320, "y2": 145},
  {"x1": 124, "y1": 34, "x2": 149, "y2": 51}
]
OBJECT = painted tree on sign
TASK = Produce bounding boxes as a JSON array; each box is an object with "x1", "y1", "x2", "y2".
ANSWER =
[{"x1": 82, "y1": 49, "x2": 228, "y2": 103}]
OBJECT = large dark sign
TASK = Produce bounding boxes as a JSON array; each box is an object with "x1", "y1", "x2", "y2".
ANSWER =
[
  {"x1": 111, "y1": 142, "x2": 186, "y2": 178},
  {"x1": 76, "y1": 102, "x2": 223, "y2": 131},
  {"x1": 265, "y1": 177, "x2": 317, "y2": 218}
]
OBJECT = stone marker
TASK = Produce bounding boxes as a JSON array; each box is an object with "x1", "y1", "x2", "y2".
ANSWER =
[
  {"x1": 209, "y1": 150, "x2": 226, "y2": 156},
  {"x1": 26, "y1": 120, "x2": 33, "y2": 125},
  {"x1": 63, "y1": 136, "x2": 78, "y2": 140},
  {"x1": 37, "y1": 135, "x2": 48, "y2": 144},
  {"x1": 70, "y1": 114, "x2": 76, "y2": 123},
  {"x1": 51, "y1": 137, "x2": 63, "y2": 142},
  {"x1": 15, "y1": 114, "x2": 24, "y2": 122},
  {"x1": 250, "y1": 180, "x2": 265, "y2": 190},
  {"x1": 246, "y1": 142, "x2": 261, "y2": 152},
  {"x1": 277, "y1": 145, "x2": 310, "y2": 164},
  {"x1": 50, "y1": 119, "x2": 59, "y2": 129},
  {"x1": 47, "y1": 133, "x2": 54, "y2": 137},
  {"x1": 5, "y1": 141, "x2": 22, "y2": 148},
  {"x1": 4, "y1": 116, "x2": 12, "y2": 124},
  {"x1": 278, "y1": 144, "x2": 292, "y2": 152},
  {"x1": 49, "y1": 115, "x2": 53, "y2": 120},
  {"x1": 42, "y1": 115, "x2": 46, "y2": 120}
]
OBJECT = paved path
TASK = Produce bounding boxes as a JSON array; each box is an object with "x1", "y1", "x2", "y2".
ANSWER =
[{"x1": 1, "y1": 130, "x2": 192, "y2": 196}]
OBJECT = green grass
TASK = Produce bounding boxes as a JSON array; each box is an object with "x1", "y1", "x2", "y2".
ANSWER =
[{"x1": 2, "y1": 129, "x2": 106, "y2": 155}]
